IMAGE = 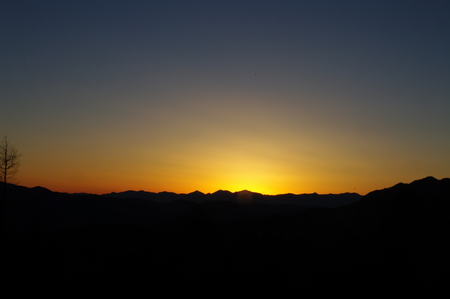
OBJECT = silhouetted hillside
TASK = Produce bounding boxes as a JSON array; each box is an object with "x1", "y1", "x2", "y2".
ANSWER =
[
  {"x1": 103, "y1": 188, "x2": 361, "y2": 207},
  {"x1": 2, "y1": 177, "x2": 449, "y2": 298},
  {"x1": 1, "y1": 184, "x2": 331, "y2": 234}
]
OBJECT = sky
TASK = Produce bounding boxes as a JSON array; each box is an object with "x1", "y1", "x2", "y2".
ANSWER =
[{"x1": 1, "y1": 0, "x2": 449, "y2": 195}]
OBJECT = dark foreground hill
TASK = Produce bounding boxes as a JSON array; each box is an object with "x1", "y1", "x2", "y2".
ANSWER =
[{"x1": 2, "y1": 177, "x2": 449, "y2": 298}]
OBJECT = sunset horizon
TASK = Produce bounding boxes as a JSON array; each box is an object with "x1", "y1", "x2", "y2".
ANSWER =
[
  {"x1": 2, "y1": 1, "x2": 448, "y2": 198},
  {"x1": 9, "y1": 174, "x2": 448, "y2": 197}
]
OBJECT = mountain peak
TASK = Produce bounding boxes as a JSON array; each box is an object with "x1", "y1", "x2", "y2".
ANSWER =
[
  {"x1": 212, "y1": 190, "x2": 233, "y2": 195},
  {"x1": 410, "y1": 176, "x2": 438, "y2": 185},
  {"x1": 235, "y1": 189, "x2": 256, "y2": 194},
  {"x1": 188, "y1": 190, "x2": 204, "y2": 196},
  {"x1": 359, "y1": 176, "x2": 450, "y2": 210}
]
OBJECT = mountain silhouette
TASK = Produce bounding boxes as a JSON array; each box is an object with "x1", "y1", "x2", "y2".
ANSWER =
[
  {"x1": 102, "y1": 188, "x2": 361, "y2": 207},
  {"x1": 2, "y1": 177, "x2": 449, "y2": 298}
]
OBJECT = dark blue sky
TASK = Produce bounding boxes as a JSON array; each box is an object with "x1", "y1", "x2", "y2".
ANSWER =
[{"x1": 1, "y1": 0, "x2": 449, "y2": 194}]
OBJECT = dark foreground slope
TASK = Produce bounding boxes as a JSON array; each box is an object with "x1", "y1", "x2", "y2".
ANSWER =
[{"x1": 2, "y1": 177, "x2": 449, "y2": 298}]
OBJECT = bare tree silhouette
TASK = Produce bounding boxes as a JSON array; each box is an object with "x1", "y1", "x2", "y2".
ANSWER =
[{"x1": 0, "y1": 136, "x2": 21, "y2": 225}]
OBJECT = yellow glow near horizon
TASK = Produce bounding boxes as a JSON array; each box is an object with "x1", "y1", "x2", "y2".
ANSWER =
[
  {"x1": 14, "y1": 88, "x2": 450, "y2": 196},
  {"x1": 217, "y1": 168, "x2": 277, "y2": 195}
]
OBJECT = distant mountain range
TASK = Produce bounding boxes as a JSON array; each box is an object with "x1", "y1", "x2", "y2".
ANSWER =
[
  {"x1": 1, "y1": 184, "x2": 360, "y2": 233},
  {"x1": 2, "y1": 176, "x2": 449, "y2": 298},
  {"x1": 102, "y1": 189, "x2": 362, "y2": 207}
]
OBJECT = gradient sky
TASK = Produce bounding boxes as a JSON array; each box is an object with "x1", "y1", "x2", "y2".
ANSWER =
[{"x1": 2, "y1": 0, "x2": 449, "y2": 195}]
